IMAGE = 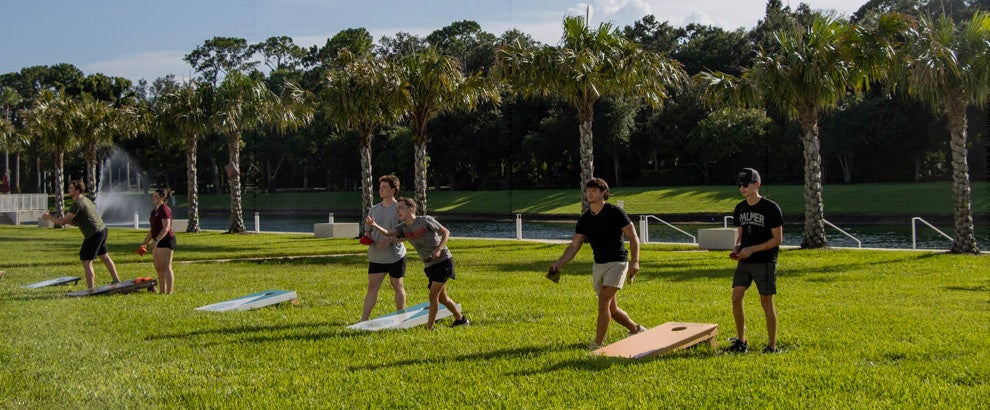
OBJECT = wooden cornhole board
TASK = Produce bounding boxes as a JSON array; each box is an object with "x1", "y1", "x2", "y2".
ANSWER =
[
  {"x1": 348, "y1": 301, "x2": 460, "y2": 331},
  {"x1": 196, "y1": 290, "x2": 298, "y2": 312},
  {"x1": 66, "y1": 278, "x2": 157, "y2": 297},
  {"x1": 594, "y1": 322, "x2": 719, "y2": 359},
  {"x1": 23, "y1": 276, "x2": 81, "y2": 289}
]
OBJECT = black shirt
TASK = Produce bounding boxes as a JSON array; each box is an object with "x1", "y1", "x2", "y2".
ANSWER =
[
  {"x1": 733, "y1": 197, "x2": 784, "y2": 263},
  {"x1": 576, "y1": 203, "x2": 633, "y2": 263}
]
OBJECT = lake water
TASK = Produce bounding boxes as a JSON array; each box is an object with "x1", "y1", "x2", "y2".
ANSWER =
[{"x1": 131, "y1": 214, "x2": 986, "y2": 251}]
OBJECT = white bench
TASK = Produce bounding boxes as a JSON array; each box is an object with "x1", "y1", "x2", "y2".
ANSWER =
[
  {"x1": 314, "y1": 223, "x2": 360, "y2": 238},
  {"x1": 697, "y1": 228, "x2": 737, "y2": 250}
]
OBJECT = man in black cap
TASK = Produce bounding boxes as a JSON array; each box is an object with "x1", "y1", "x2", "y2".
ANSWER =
[{"x1": 728, "y1": 168, "x2": 783, "y2": 353}]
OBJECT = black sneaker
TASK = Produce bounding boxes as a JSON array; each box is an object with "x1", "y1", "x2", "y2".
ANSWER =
[
  {"x1": 451, "y1": 316, "x2": 470, "y2": 327},
  {"x1": 727, "y1": 338, "x2": 748, "y2": 353},
  {"x1": 762, "y1": 345, "x2": 779, "y2": 354}
]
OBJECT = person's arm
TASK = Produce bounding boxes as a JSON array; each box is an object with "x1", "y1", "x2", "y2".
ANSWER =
[
  {"x1": 155, "y1": 219, "x2": 172, "y2": 242},
  {"x1": 622, "y1": 222, "x2": 640, "y2": 279},
  {"x1": 737, "y1": 226, "x2": 783, "y2": 260},
  {"x1": 432, "y1": 224, "x2": 450, "y2": 259},
  {"x1": 364, "y1": 216, "x2": 398, "y2": 237},
  {"x1": 43, "y1": 211, "x2": 75, "y2": 226},
  {"x1": 550, "y1": 234, "x2": 586, "y2": 272}
]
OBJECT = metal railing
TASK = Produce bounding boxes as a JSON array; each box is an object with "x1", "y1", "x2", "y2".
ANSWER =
[
  {"x1": 823, "y1": 219, "x2": 861, "y2": 248},
  {"x1": 0, "y1": 194, "x2": 47, "y2": 212},
  {"x1": 912, "y1": 217, "x2": 953, "y2": 250},
  {"x1": 639, "y1": 215, "x2": 697, "y2": 244}
]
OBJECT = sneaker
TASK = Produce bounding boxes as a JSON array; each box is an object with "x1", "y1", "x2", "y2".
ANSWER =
[
  {"x1": 588, "y1": 341, "x2": 603, "y2": 350},
  {"x1": 727, "y1": 338, "x2": 748, "y2": 353},
  {"x1": 762, "y1": 345, "x2": 779, "y2": 354},
  {"x1": 629, "y1": 324, "x2": 647, "y2": 336},
  {"x1": 451, "y1": 316, "x2": 470, "y2": 327}
]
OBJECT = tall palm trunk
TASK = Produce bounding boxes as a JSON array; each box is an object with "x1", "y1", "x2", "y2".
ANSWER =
[
  {"x1": 359, "y1": 132, "x2": 374, "y2": 221},
  {"x1": 414, "y1": 139, "x2": 428, "y2": 216},
  {"x1": 185, "y1": 136, "x2": 200, "y2": 233},
  {"x1": 53, "y1": 150, "x2": 65, "y2": 220},
  {"x1": 227, "y1": 133, "x2": 245, "y2": 233},
  {"x1": 945, "y1": 96, "x2": 979, "y2": 254},
  {"x1": 577, "y1": 103, "x2": 595, "y2": 213},
  {"x1": 797, "y1": 108, "x2": 827, "y2": 249},
  {"x1": 86, "y1": 146, "x2": 98, "y2": 194}
]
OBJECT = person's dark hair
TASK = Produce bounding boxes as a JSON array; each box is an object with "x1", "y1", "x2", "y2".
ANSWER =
[
  {"x1": 585, "y1": 178, "x2": 610, "y2": 200},
  {"x1": 154, "y1": 188, "x2": 173, "y2": 200},
  {"x1": 379, "y1": 174, "x2": 400, "y2": 193},
  {"x1": 69, "y1": 180, "x2": 87, "y2": 193},
  {"x1": 396, "y1": 197, "x2": 417, "y2": 209}
]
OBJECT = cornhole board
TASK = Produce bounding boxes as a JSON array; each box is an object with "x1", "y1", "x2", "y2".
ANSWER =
[
  {"x1": 196, "y1": 290, "x2": 298, "y2": 312},
  {"x1": 594, "y1": 322, "x2": 719, "y2": 359},
  {"x1": 348, "y1": 301, "x2": 460, "y2": 331},
  {"x1": 66, "y1": 278, "x2": 157, "y2": 297},
  {"x1": 23, "y1": 276, "x2": 81, "y2": 288}
]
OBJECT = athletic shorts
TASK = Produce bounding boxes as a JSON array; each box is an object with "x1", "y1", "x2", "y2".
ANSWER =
[
  {"x1": 733, "y1": 262, "x2": 777, "y2": 295},
  {"x1": 368, "y1": 258, "x2": 406, "y2": 278},
  {"x1": 155, "y1": 236, "x2": 177, "y2": 250},
  {"x1": 79, "y1": 227, "x2": 109, "y2": 261},
  {"x1": 592, "y1": 261, "x2": 629, "y2": 294},
  {"x1": 424, "y1": 258, "x2": 455, "y2": 288}
]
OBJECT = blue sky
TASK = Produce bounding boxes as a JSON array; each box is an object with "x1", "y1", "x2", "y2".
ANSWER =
[{"x1": 1, "y1": 0, "x2": 866, "y2": 84}]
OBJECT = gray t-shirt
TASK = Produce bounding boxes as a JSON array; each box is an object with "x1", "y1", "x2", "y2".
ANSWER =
[
  {"x1": 366, "y1": 201, "x2": 406, "y2": 264},
  {"x1": 395, "y1": 215, "x2": 452, "y2": 267}
]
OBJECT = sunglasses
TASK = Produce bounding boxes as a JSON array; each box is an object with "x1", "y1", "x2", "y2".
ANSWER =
[{"x1": 736, "y1": 182, "x2": 751, "y2": 188}]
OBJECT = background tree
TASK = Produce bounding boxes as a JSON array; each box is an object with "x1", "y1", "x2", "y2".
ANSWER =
[
  {"x1": 896, "y1": 12, "x2": 990, "y2": 254},
  {"x1": 184, "y1": 37, "x2": 258, "y2": 86},
  {"x1": 497, "y1": 15, "x2": 685, "y2": 211},
  {"x1": 154, "y1": 77, "x2": 210, "y2": 232},
  {"x1": 323, "y1": 50, "x2": 406, "y2": 219},
  {"x1": 22, "y1": 89, "x2": 74, "y2": 217}
]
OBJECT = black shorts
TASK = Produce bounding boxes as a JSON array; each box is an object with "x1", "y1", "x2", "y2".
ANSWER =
[
  {"x1": 733, "y1": 262, "x2": 777, "y2": 295},
  {"x1": 79, "y1": 227, "x2": 109, "y2": 261},
  {"x1": 424, "y1": 258, "x2": 455, "y2": 288},
  {"x1": 156, "y1": 236, "x2": 177, "y2": 250},
  {"x1": 368, "y1": 258, "x2": 406, "y2": 278}
]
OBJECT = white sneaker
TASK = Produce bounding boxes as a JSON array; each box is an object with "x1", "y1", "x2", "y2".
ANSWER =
[
  {"x1": 588, "y1": 341, "x2": 603, "y2": 350},
  {"x1": 629, "y1": 324, "x2": 647, "y2": 336}
]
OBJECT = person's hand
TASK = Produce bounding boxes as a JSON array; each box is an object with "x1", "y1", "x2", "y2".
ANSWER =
[
  {"x1": 364, "y1": 216, "x2": 375, "y2": 227},
  {"x1": 627, "y1": 261, "x2": 640, "y2": 284},
  {"x1": 136, "y1": 245, "x2": 147, "y2": 256}
]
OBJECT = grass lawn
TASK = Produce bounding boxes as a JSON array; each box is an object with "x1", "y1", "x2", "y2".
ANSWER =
[
  {"x1": 1, "y1": 226, "x2": 988, "y2": 408},
  {"x1": 184, "y1": 181, "x2": 989, "y2": 217}
]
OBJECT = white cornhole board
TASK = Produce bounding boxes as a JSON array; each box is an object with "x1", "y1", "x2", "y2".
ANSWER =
[
  {"x1": 348, "y1": 301, "x2": 460, "y2": 331},
  {"x1": 594, "y1": 322, "x2": 719, "y2": 359},
  {"x1": 196, "y1": 290, "x2": 298, "y2": 312},
  {"x1": 23, "y1": 276, "x2": 81, "y2": 289}
]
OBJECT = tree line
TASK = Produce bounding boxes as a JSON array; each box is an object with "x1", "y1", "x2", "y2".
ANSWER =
[{"x1": 0, "y1": 0, "x2": 987, "y2": 253}]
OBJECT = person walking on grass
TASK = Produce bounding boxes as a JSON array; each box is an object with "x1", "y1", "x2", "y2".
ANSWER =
[
  {"x1": 140, "y1": 188, "x2": 177, "y2": 294},
  {"x1": 365, "y1": 197, "x2": 468, "y2": 330},
  {"x1": 728, "y1": 168, "x2": 783, "y2": 354},
  {"x1": 360, "y1": 175, "x2": 408, "y2": 321},
  {"x1": 42, "y1": 180, "x2": 121, "y2": 289},
  {"x1": 550, "y1": 178, "x2": 647, "y2": 350}
]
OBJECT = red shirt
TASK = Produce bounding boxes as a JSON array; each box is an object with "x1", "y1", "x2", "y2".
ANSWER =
[{"x1": 150, "y1": 204, "x2": 174, "y2": 239}]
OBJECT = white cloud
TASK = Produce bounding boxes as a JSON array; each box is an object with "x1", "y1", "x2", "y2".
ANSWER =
[{"x1": 82, "y1": 51, "x2": 192, "y2": 84}]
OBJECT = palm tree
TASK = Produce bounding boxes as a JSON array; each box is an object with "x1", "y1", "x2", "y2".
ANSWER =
[
  {"x1": 209, "y1": 72, "x2": 312, "y2": 233},
  {"x1": 22, "y1": 89, "x2": 75, "y2": 217},
  {"x1": 898, "y1": 12, "x2": 990, "y2": 254},
  {"x1": 396, "y1": 48, "x2": 496, "y2": 215},
  {"x1": 496, "y1": 15, "x2": 685, "y2": 211},
  {"x1": 1, "y1": 86, "x2": 23, "y2": 179},
  {"x1": 698, "y1": 13, "x2": 903, "y2": 249},
  {"x1": 156, "y1": 81, "x2": 211, "y2": 232},
  {"x1": 324, "y1": 50, "x2": 406, "y2": 219}
]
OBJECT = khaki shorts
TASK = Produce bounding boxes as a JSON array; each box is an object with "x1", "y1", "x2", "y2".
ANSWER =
[{"x1": 592, "y1": 262, "x2": 629, "y2": 294}]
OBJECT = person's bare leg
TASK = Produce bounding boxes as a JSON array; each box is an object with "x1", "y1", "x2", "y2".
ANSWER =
[
  {"x1": 99, "y1": 253, "x2": 120, "y2": 283},
  {"x1": 595, "y1": 287, "x2": 619, "y2": 346},
  {"x1": 761, "y1": 294, "x2": 777, "y2": 348},
  {"x1": 361, "y1": 273, "x2": 386, "y2": 321},
  {"x1": 732, "y1": 286, "x2": 748, "y2": 342},
  {"x1": 82, "y1": 260, "x2": 96, "y2": 289},
  {"x1": 389, "y1": 276, "x2": 406, "y2": 311}
]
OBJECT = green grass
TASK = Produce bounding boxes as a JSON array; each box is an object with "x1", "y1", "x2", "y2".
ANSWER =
[
  {"x1": 1, "y1": 225, "x2": 988, "y2": 408},
  {"x1": 185, "y1": 181, "x2": 989, "y2": 216}
]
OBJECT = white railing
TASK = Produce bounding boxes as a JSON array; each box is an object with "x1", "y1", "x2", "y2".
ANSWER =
[
  {"x1": 639, "y1": 215, "x2": 697, "y2": 244},
  {"x1": 723, "y1": 215, "x2": 733, "y2": 228},
  {"x1": 0, "y1": 194, "x2": 47, "y2": 212},
  {"x1": 823, "y1": 219, "x2": 861, "y2": 248},
  {"x1": 912, "y1": 217, "x2": 953, "y2": 250}
]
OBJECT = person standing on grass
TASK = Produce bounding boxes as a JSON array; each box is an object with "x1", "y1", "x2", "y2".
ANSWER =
[
  {"x1": 728, "y1": 168, "x2": 783, "y2": 354},
  {"x1": 360, "y1": 175, "x2": 408, "y2": 321},
  {"x1": 141, "y1": 188, "x2": 176, "y2": 294},
  {"x1": 365, "y1": 197, "x2": 468, "y2": 330},
  {"x1": 549, "y1": 178, "x2": 647, "y2": 350},
  {"x1": 41, "y1": 180, "x2": 121, "y2": 289}
]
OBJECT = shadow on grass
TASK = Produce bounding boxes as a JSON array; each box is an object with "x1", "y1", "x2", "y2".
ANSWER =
[
  {"x1": 347, "y1": 344, "x2": 566, "y2": 372},
  {"x1": 145, "y1": 321, "x2": 354, "y2": 342}
]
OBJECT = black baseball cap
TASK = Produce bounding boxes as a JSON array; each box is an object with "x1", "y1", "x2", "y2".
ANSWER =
[{"x1": 736, "y1": 168, "x2": 761, "y2": 184}]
